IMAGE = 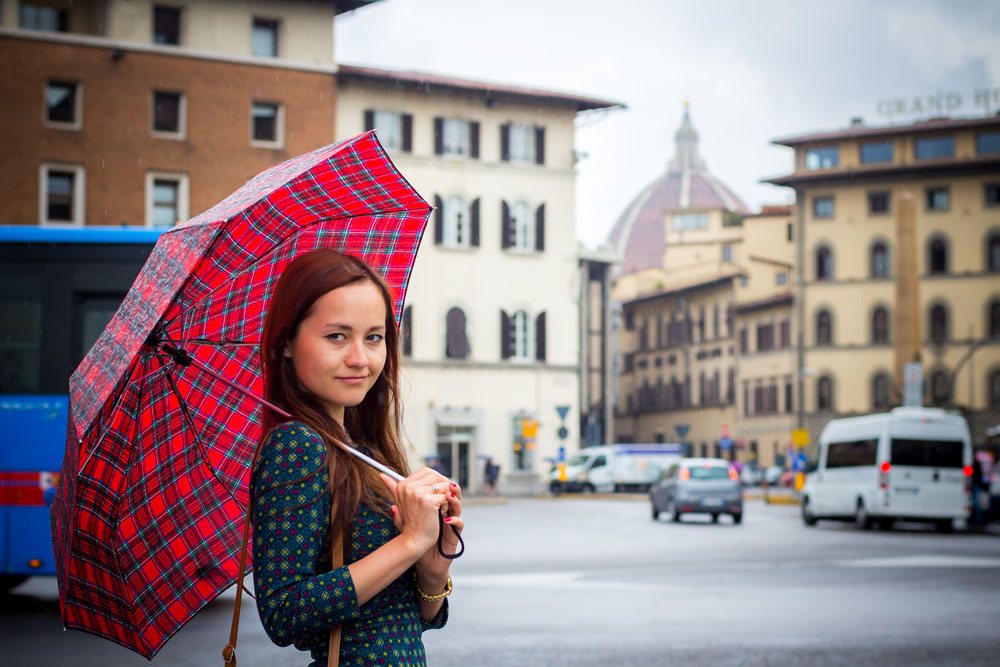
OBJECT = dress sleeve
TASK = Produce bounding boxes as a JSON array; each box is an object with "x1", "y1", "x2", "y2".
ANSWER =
[
  {"x1": 251, "y1": 422, "x2": 361, "y2": 647},
  {"x1": 421, "y1": 598, "x2": 449, "y2": 631}
]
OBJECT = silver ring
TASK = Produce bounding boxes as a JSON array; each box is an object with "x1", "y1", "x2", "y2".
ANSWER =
[{"x1": 431, "y1": 483, "x2": 439, "y2": 493}]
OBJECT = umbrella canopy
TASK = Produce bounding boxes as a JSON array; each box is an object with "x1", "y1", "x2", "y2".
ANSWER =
[{"x1": 50, "y1": 131, "x2": 430, "y2": 659}]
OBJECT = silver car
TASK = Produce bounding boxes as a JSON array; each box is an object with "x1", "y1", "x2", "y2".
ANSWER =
[{"x1": 650, "y1": 458, "x2": 743, "y2": 524}]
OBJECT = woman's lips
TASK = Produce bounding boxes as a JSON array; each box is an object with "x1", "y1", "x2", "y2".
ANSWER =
[{"x1": 337, "y1": 376, "x2": 367, "y2": 385}]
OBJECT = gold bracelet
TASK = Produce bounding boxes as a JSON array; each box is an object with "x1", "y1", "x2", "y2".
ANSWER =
[{"x1": 414, "y1": 573, "x2": 452, "y2": 602}]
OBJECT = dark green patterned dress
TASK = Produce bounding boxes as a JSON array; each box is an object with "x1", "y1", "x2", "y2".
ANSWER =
[{"x1": 251, "y1": 422, "x2": 448, "y2": 667}]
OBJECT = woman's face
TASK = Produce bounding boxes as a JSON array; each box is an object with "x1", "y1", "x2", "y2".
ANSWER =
[{"x1": 285, "y1": 281, "x2": 388, "y2": 424}]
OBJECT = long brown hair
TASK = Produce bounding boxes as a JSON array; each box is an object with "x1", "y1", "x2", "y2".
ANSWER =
[{"x1": 259, "y1": 249, "x2": 410, "y2": 532}]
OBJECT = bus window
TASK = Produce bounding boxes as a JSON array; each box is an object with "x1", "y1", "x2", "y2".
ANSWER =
[
  {"x1": 0, "y1": 275, "x2": 43, "y2": 394},
  {"x1": 74, "y1": 293, "x2": 127, "y2": 367}
]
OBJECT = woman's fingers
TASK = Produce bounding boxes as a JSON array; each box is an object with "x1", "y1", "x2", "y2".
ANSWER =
[
  {"x1": 442, "y1": 515, "x2": 464, "y2": 533},
  {"x1": 444, "y1": 493, "x2": 462, "y2": 518}
]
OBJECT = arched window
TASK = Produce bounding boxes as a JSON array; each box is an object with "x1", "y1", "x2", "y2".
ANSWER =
[
  {"x1": 444, "y1": 195, "x2": 468, "y2": 247},
  {"x1": 990, "y1": 299, "x2": 1000, "y2": 338},
  {"x1": 815, "y1": 246, "x2": 833, "y2": 281},
  {"x1": 929, "y1": 368, "x2": 951, "y2": 405},
  {"x1": 510, "y1": 200, "x2": 532, "y2": 251},
  {"x1": 817, "y1": 375, "x2": 834, "y2": 411},
  {"x1": 990, "y1": 369, "x2": 1000, "y2": 409},
  {"x1": 445, "y1": 307, "x2": 469, "y2": 359},
  {"x1": 987, "y1": 232, "x2": 1000, "y2": 272},
  {"x1": 929, "y1": 303, "x2": 949, "y2": 345},
  {"x1": 870, "y1": 241, "x2": 890, "y2": 278},
  {"x1": 927, "y1": 236, "x2": 948, "y2": 274},
  {"x1": 871, "y1": 306, "x2": 890, "y2": 344},
  {"x1": 816, "y1": 309, "x2": 833, "y2": 346},
  {"x1": 871, "y1": 372, "x2": 892, "y2": 411},
  {"x1": 511, "y1": 310, "x2": 530, "y2": 360}
]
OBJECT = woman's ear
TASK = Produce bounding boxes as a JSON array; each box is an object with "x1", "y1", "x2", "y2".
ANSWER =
[{"x1": 283, "y1": 343, "x2": 293, "y2": 359}]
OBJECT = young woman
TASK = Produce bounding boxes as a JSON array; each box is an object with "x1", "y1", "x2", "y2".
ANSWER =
[{"x1": 252, "y1": 249, "x2": 463, "y2": 666}]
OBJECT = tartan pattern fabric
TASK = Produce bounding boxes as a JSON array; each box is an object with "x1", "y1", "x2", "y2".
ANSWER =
[
  {"x1": 51, "y1": 132, "x2": 431, "y2": 659},
  {"x1": 252, "y1": 423, "x2": 445, "y2": 667}
]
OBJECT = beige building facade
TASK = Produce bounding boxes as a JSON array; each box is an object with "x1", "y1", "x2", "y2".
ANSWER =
[{"x1": 336, "y1": 65, "x2": 621, "y2": 493}]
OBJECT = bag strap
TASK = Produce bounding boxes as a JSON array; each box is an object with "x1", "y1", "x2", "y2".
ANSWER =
[
  {"x1": 326, "y1": 505, "x2": 345, "y2": 667},
  {"x1": 221, "y1": 490, "x2": 255, "y2": 665}
]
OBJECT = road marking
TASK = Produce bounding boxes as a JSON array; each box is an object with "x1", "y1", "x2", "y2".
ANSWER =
[{"x1": 836, "y1": 555, "x2": 1000, "y2": 568}]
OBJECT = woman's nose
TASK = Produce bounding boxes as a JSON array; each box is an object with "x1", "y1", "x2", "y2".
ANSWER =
[{"x1": 345, "y1": 340, "x2": 368, "y2": 367}]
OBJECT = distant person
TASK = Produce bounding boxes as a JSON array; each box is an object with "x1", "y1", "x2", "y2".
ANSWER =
[
  {"x1": 484, "y1": 457, "x2": 500, "y2": 496},
  {"x1": 970, "y1": 457, "x2": 987, "y2": 528}
]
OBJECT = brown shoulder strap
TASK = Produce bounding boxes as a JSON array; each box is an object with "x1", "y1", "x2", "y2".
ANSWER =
[
  {"x1": 326, "y1": 504, "x2": 344, "y2": 667},
  {"x1": 222, "y1": 490, "x2": 255, "y2": 665}
]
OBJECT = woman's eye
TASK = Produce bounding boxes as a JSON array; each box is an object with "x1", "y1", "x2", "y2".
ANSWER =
[
  {"x1": 367, "y1": 334, "x2": 384, "y2": 343},
  {"x1": 326, "y1": 333, "x2": 346, "y2": 341}
]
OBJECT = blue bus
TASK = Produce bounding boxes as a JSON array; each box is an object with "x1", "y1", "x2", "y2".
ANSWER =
[{"x1": 0, "y1": 226, "x2": 163, "y2": 594}]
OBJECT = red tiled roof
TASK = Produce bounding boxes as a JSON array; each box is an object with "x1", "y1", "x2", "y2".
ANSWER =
[
  {"x1": 337, "y1": 64, "x2": 624, "y2": 112},
  {"x1": 772, "y1": 114, "x2": 1000, "y2": 147}
]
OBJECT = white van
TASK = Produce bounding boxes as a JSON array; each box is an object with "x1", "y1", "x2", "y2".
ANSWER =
[
  {"x1": 550, "y1": 444, "x2": 682, "y2": 494},
  {"x1": 802, "y1": 407, "x2": 972, "y2": 531}
]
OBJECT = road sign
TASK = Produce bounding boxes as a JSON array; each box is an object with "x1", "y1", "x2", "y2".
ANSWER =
[
  {"x1": 720, "y1": 436, "x2": 732, "y2": 450},
  {"x1": 557, "y1": 426, "x2": 569, "y2": 440},
  {"x1": 792, "y1": 428, "x2": 809, "y2": 447},
  {"x1": 675, "y1": 423, "x2": 690, "y2": 439},
  {"x1": 903, "y1": 362, "x2": 923, "y2": 407},
  {"x1": 521, "y1": 419, "x2": 538, "y2": 438},
  {"x1": 555, "y1": 405, "x2": 570, "y2": 421}
]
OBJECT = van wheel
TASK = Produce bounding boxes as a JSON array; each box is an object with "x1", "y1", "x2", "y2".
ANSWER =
[
  {"x1": 732, "y1": 512, "x2": 743, "y2": 525},
  {"x1": 802, "y1": 497, "x2": 818, "y2": 526},
  {"x1": 614, "y1": 483, "x2": 625, "y2": 493},
  {"x1": 582, "y1": 483, "x2": 595, "y2": 494},
  {"x1": 711, "y1": 513, "x2": 719, "y2": 523},
  {"x1": 854, "y1": 500, "x2": 873, "y2": 530},
  {"x1": 876, "y1": 518, "x2": 894, "y2": 531},
  {"x1": 651, "y1": 503, "x2": 660, "y2": 521},
  {"x1": 935, "y1": 519, "x2": 954, "y2": 533}
]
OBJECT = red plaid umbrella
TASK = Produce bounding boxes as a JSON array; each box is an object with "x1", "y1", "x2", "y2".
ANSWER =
[{"x1": 50, "y1": 131, "x2": 430, "y2": 659}]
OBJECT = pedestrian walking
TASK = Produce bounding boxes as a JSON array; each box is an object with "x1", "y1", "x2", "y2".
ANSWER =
[
  {"x1": 252, "y1": 250, "x2": 465, "y2": 666},
  {"x1": 483, "y1": 457, "x2": 500, "y2": 496}
]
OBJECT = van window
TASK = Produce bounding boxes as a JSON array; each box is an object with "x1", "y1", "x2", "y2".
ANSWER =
[
  {"x1": 891, "y1": 439, "x2": 964, "y2": 468},
  {"x1": 826, "y1": 439, "x2": 877, "y2": 468},
  {"x1": 591, "y1": 455, "x2": 607, "y2": 468}
]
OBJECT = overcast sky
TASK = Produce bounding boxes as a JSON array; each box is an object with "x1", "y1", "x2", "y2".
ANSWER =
[{"x1": 335, "y1": 0, "x2": 1000, "y2": 249}]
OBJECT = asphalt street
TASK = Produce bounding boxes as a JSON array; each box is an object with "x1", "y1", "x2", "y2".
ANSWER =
[{"x1": 2, "y1": 496, "x2": 999, "y2": 666}]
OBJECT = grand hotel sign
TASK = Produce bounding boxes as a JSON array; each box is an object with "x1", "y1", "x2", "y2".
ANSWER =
[{"x1": 877, "y1": 87, "x2": 1000, "y2": 118}]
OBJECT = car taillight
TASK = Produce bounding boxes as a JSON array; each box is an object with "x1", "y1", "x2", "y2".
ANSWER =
[
  {"x1": 879, "y1": 461, "x2": 890, "y2": 490},
  {"x1": 728, "y1": 467, "x2": 739, "y2": 481},
  {"x1": 679, "y1": 468, "x2": 691, "y2": 481}
]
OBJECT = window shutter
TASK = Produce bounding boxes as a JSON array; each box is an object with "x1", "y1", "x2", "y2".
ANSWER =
[
  {"x1": 535, "y1": 203, "x2": 545, "y2": 252},
  {"x1": 500, "y1": 123, "x2": 510, "y2": 162},
  {"x1": 402, "y1": 305, "x2": 412, "y2": 357},
  {"x1": 469, "y1": 121, "x2": 480, "y2": 159},
  {"x1": 535, "y1": 311, "x2": 547, "y2": 362},
  {"x1": 433, "y1": 117, "x2": 444, "y2": 155},
  {"x1": 534, "y1": 125, "x2": 545, "y2": 165},
  {"x1": 401, "y1": 113, "x2": 413, "y2": 152},
  {"x1": 500, "y1": 309, "x2": 512, "y2": 359},
  {"x1": 470, "y1": 198, "x2": 480, "y2": 247},
  {"x1": 434, "y1": 195, "x2": 444, "y2": 245},
  {"x1": 364, "y1": 109, "x2": 375, "y2": 132},
  {"x1": 501, "y1": 200, "x2": 512, "y2": 249}
]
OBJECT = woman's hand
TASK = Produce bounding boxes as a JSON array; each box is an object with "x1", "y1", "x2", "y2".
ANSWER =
[{"x1": 379, "y1": 468, "x2": 452, "y2": 557}]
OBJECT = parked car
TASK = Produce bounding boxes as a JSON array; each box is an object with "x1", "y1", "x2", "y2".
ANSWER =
[
  {"x1": 763, "y1": 465, "x2": 783, "y2": 486},
  {"x1": 650, "y1": 458, "x2": 743, "y2": 524},
  {"x1": 550, "y1": 444, "x2": 682, "y2": 494},
  {"x1": 740, "y1": 465, "x2": 764, "y2": 487}
]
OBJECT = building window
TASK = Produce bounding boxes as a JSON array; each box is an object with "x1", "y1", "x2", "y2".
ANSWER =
[
  {"x1": 816, "y1": 309, "x2": 833, "y2": 346},
  {"x1": 779, "y1": 320, "x2": 790, "y2": 348},
  {"x1": 787, "y1": 222, "x2": 793, "y2": 242},
  {"x1": 146, "y1": 172, "x2": 188, "y2": 228},
  {"x1": 674, "y1": 213, "x2": 709, "y2": 231},
  {"x1": 153, "y1": 5, "x2": 182, "y2": 45},
  {"x1": 152, "y1": 91, "x2": 184, "y2": 136},
  {"x1": 929, "y1": 369, "x2": 951, "y2": 405},
  {"x1": 251, "y1": 101, "x2": 283, "y2": 146},
  {"x1": 509, "y1": 200, "x2": 532, "y2": 251},
  {"x1": 40, "y1": 165, "x2": 84, "y2": 226},
  {"x1": 929, "y1": 303, "x2": 949, "y2": 345},
  {"x1": 927, "y1": 237, "x2": 949, "y2": 274},
  {"x1": 722, "y1": 243, "x2": 733, "y2": 262},
  {"x1": 989, "y1": 300, "x2": 1000, "y2": 338},
  {"x1": 915, "y1": 136, "x2": 954, "y2": 160},
  {"x1": 445, "y1": 307, "x2": 469, "y2": 359},
  {"x1": 365, "y1": 110, "x2": 412, "y2": 153},
  {"x1": 19, "y1": 4, "x2": 68, "y2": 31},
  {"x1": 990, "y1": 370, "x2": 1000, "y2": 409},
  {"x1": 925, "y1": 187, "x2": 950, "y2": 212},
  {"x1": 757, "y1": 323, "x2": 775, "y2": 352},
  {"x1": 504, "y1": 122, "x2": 539, "y2": 164},
  {"x1": 251, "y1": 18, "x2": 279, "y2": 57},
  {"x1": 812, "y1": 196, "x2": 834, "y2": 219},
  {"x1": 985, "y1": 184, "x2": 1000, "y2": 208},
  {"x1": 805, "y1": 145, "x2": 839, "y2": 170},
  {"x1": 871, "y1": 306, "x2": 890, "y2": 344},
  {"x1": 443, "y1": 119, "x2": 471, "y2": 156},
  {"x1": 442, "y1": 195, "x2": 470, "y2": 248},
  {"x1": 401, "y1": 305, "x2": 412, "y2": 357},
  {"x1": 776, "y1": 271, "x2": 788, "y2": 286},
  {"x1": 817, "y1": 375, "x2": 834, "y2": 411},
  {"x1": 510, "y1": 310, "x2": 530, "y2": 360},
  {"x1": 989, "y1": 233, "x2": 1000, "y2": 272},
  {"x1": 872, "y1": 373, "x2": 892, "y2": 411},
  {"x1": 978, "y1": 131, "x2": 1000, "y2": 155},
  {"x1": 868, "y1": 191, "x2": 890, "y2": 216},
  {"x1": 45, "y1": 81, "x2": 82, "y2": 129},
  {"x1": 815, "y1": 245, "x2": 833, "y2": 281},
  {"x1": 739, "y1": 327, "x2": 748, "y2": 354},
  {"x1": 860, "y1": 141, "x2": 893, "y2": 164},
  {"x1": 870, "y1": 241, "x2": 890, "y2": 278}
]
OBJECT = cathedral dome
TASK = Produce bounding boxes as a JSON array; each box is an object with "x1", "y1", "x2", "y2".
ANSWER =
[{"x1": 607, "y1": 106, "x2": 749, "y2": 274}]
